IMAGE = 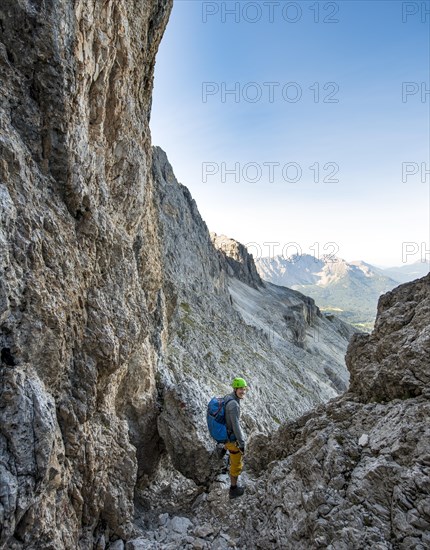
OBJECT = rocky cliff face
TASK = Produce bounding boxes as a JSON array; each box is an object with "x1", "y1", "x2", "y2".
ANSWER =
[
  {"x1": 211, "y1": 234, "x2": 263, "y2": 289},
  {"x1": 0, "y1": 1, "x2": 172, "y2": 548}
]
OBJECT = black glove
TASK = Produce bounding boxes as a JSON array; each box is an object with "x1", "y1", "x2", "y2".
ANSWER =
[
  {"x1": 216, "y1": 443, "x2": 227, "y2": 459},
  {"x1": 238, "y1": 443, "x2": 245, "y2": 454}
]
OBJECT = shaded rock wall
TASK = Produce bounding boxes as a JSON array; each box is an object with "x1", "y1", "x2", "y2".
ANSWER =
[{"x1": 0, "y1": 1, "x2": 172, "y2": 548}]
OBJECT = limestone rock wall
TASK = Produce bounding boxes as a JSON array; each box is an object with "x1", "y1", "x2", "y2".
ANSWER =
[
  {"x1": 346, "y1": 274, "x2": 430, "y2": 402},
  {"x1": 0, "y1": 1, "x2": 172, "y2": 548},
  {"x1": 211, "y1": 233, "x2": 263, "y2": 289}
]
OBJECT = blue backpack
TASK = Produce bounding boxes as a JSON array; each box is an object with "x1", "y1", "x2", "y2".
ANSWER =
[{"x1": 207, "y1": 395, "x2": 234, "y2": 443}]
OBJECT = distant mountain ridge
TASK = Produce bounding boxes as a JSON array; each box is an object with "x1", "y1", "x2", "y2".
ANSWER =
[
  {"x1": 255, "y1": 254, "x2": 429, "y2": 330},
  {"x1": 379, "y1": 261, "x2": 430, "y2": 283}
]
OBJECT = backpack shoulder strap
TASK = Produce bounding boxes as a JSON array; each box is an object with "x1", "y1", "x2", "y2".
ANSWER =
[
  {"x1": 223, "y1": 395, "x2": 236, "y2": 440},
  {"x1": 224, "y1": 395, "x2": 234, "y2": 405}
]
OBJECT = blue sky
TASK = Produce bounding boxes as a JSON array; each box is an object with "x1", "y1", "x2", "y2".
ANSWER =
[{"x1": 150, "y1": 0, "x2": 430, "y2": 266}]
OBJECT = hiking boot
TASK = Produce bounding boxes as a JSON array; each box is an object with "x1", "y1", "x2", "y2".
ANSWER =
[{"x1": 229, "y1": 485, "x2": 245, "y2": 499}]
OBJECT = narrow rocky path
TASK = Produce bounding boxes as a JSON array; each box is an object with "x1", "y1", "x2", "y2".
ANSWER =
[{"x1": 126, "y1": 455, "x2": 255, "y2": 550}]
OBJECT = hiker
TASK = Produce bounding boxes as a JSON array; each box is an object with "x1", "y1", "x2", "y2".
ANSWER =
[{"x1": 224, "y1": 377, "x2": 247, "y2": 499}]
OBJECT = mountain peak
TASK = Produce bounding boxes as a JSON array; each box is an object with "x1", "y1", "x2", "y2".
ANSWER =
[{"x1": 211, "y1": 233, "x2": 263, "y2": 289}]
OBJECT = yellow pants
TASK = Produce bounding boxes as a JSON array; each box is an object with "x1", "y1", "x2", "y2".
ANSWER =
[{"x1": 224, "y1": 441, "x2": 243, "y2": 478}]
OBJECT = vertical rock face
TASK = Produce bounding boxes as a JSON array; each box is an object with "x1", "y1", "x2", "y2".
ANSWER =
[
  {"x1": 0, "y1": 1, "x2": 172, "y2": 548},
  {"x1": 211, "y1": 234, "x2": 263, "y2": 289},
  {"x1": 346, "y1": 274, "x2": 430, "y2": 402}
]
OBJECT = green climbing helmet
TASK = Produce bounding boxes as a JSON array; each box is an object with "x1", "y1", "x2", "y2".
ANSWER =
[{"x1": 232, "y1": 377, "x2": 247, "y2": 389}]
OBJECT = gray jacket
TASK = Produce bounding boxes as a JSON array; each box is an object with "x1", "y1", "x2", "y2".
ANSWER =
[{"x1": 224, "y1": 392, "x2": 245, "y2": 447}]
